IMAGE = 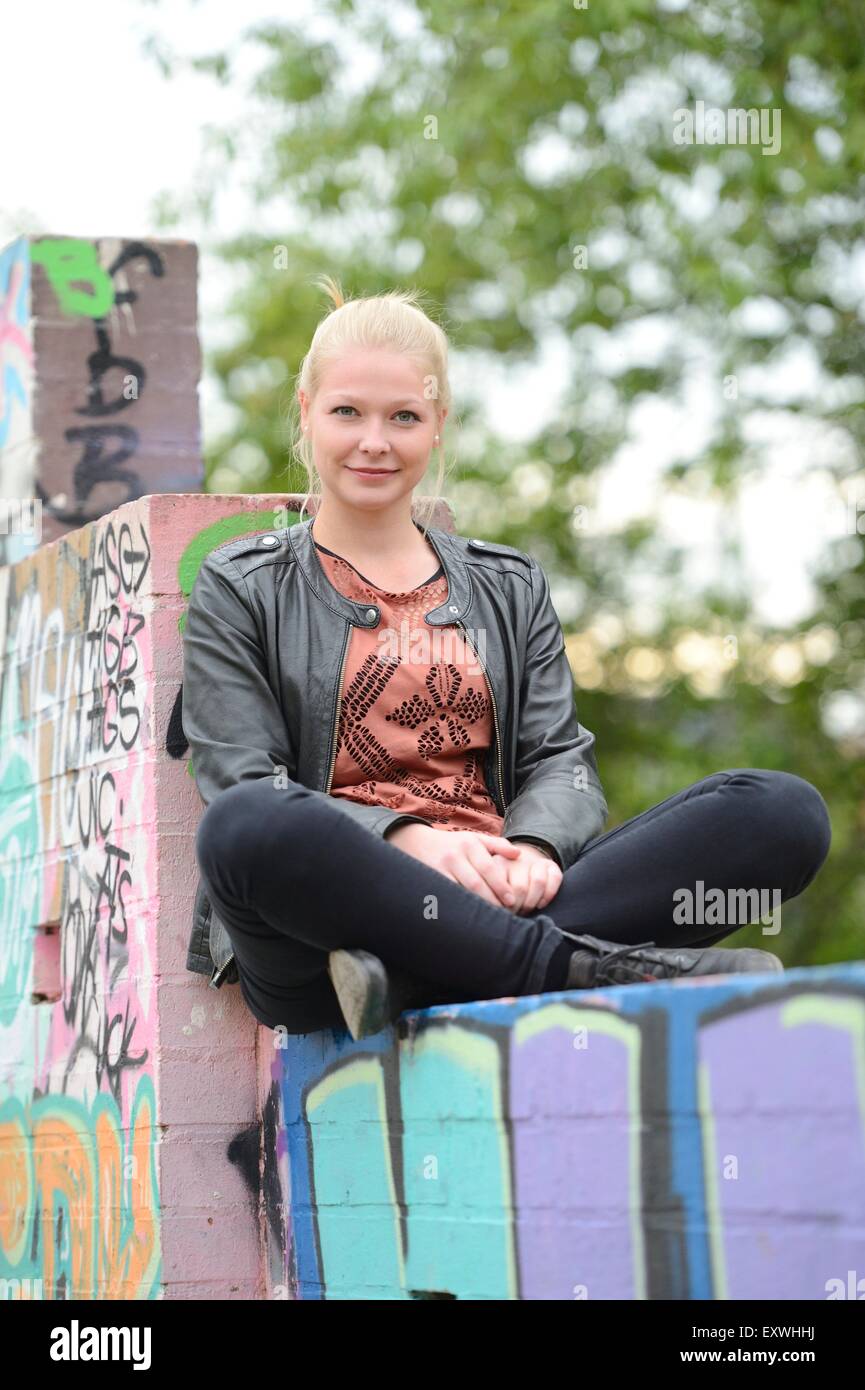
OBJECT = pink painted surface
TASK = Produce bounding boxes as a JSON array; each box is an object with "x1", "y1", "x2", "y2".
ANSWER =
[{"x1": 0, "y1": 492, "x2": 328, "y2": 1299}]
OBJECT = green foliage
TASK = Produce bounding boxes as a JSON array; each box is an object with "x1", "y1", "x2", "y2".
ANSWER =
[{"x1": 144, "y1": 0, "x2": 864, "y2": 965}]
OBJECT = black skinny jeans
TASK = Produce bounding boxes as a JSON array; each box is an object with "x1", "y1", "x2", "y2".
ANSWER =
[{"x1": 194, "y1": 768, "x2": 832, "y2": 1034}]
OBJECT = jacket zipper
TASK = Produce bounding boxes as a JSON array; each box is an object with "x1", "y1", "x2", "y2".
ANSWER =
[
  {"x1": 324, "y1": 624, "x2": 351, "y2": 794},
  {"x1": 455, "y1": 617, "x2": 508, "y2": 814}
]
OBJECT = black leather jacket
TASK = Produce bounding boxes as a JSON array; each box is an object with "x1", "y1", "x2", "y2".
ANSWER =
[{"x1": 182, "y1": 516, "x2": 608, "y2": 986}]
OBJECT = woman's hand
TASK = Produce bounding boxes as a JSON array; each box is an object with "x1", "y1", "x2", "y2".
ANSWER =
[
  {"x1": 500, "y1": 843, "x2": 563, "y2": 914},
  {"x1": 385, "y1": 825, "x2": 561, "y2": 914},
  {"x1": 385, "y1": 824, "x2": 523, "y2": 909}
]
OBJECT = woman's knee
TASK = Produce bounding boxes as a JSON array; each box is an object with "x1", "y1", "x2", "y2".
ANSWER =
[
  {"x1": 195, "y1": 778, "x2": 310, "y2": 877},
  {"x1": 729, "y1": 769, "x2": 832, "y2": 877}
]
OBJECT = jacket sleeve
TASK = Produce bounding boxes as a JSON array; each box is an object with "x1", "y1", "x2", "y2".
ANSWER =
[
  {"x1": 181, "y1": 550, "x2": 434, "y2": 842},
  {"x1": 501, "y1": 558, "x2": 608, "y2": 870}
]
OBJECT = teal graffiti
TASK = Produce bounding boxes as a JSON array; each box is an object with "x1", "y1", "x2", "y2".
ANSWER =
[{"x1": 0, "y1": 749, "x2": 41, "y2": 1025}]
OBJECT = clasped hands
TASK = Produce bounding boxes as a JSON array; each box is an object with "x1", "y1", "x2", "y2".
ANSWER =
[{"x1": 387, "y1": 824, "x2": 562, "y2": 915}]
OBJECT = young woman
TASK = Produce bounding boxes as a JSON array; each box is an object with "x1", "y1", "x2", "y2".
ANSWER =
[{"x1": 183, "y1": 278, "x2": 832, "y2": 1041}]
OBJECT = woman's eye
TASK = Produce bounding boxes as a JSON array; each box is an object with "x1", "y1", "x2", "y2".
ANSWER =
[{"x1": 331, "y1": 406, "x2": 420, "y2": 422}]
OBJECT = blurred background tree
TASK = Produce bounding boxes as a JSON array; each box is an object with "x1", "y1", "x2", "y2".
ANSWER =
[{"x1": 142, "y1": 0, "x2": 864, "y2": 965}]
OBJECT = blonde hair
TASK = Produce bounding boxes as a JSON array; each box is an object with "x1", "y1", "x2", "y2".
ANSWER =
[{"x1": 288, "y1": 275, "x2": 454, "y2": 538}]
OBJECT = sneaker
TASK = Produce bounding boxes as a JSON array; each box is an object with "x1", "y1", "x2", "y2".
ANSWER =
[
  {"x1": 562, "y1": 933, "x2": 784, "y2": 990},
  {"x1": 327, "y1": 948, "x2": 436, "y2": 1041}
]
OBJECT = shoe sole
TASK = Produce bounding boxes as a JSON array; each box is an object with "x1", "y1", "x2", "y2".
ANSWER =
[
  {"x1": 327, "y1": 949, "x2": 390, "y2": 1040},
  {"x1": 711, "y1": 948, "x2": 784, "y2": 974}
]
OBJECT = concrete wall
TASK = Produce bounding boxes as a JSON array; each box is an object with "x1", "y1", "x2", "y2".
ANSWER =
[{"x1": 0, "y1": 492, "x2": 316, "y2": 1299}]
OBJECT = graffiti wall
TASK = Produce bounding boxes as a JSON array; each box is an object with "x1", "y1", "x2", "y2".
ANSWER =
[
  {"x1": 0, "y1": 505, "x2": 161, "y2": 1297},
  {"x1": 0, "y1": 237, "x2": 34, "y2": 567},
  {"x1": 0, "y1": 234, "x2": 203, "y2": 562},
  {"x1": 261, "y1": 964, "x2": 865, "y2": 1300},
  {"x1": 0, "y1": 492, "x2": 309, "y2": 1300}
]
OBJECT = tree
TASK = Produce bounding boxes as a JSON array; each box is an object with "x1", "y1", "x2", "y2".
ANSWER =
[{"x1": 142, "y1": 0, "x2": 865, "y2": 964}]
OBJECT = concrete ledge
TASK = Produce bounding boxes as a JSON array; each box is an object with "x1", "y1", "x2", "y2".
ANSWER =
[{"x1": 259, "y1": 962, "x2": 865, "y2": 1300}]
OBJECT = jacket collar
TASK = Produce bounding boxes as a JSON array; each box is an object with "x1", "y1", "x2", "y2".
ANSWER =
[{"x1": 287, "y1": 517, "x2": 472, "y2": 628}]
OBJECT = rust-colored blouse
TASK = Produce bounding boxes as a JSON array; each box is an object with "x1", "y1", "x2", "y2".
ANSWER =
[{"x1": 314, "y1": 536, "x2": 505, "y2": 835}]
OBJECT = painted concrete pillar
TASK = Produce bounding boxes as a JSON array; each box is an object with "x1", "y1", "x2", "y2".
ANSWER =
[
  {"x1": 0, "y1": 234, "x2": 202, "y2": 565},
  {"x1": 0, "y1": 493, "x2": 325, "y2": 1299}
]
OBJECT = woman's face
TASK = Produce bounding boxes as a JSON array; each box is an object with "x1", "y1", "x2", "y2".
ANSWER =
[{"x1": 298, "y1": 349, "x2": 445, "y2": 510}]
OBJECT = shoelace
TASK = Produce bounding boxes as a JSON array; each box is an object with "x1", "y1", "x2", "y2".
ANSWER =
[{"x1": 593, "y1": 939, "x2": 666, "y2": 985}]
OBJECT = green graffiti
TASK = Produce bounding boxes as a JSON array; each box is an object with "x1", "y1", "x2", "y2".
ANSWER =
[
  {"x1": 30, "y1": 238, "x2": 115, "y2": 318},
  {"x1": 176, "y1": 507, "x2": 300, "y2": 635},
  {"x1": 177, "y1": 508, "x2": 301, "y2": 785}
]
